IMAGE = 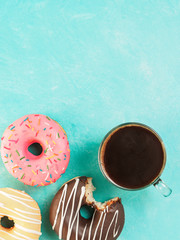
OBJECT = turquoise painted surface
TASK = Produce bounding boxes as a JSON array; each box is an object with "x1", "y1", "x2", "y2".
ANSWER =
[{"x1": 0, "y1": 1, "x2": 179, "y2": 239}]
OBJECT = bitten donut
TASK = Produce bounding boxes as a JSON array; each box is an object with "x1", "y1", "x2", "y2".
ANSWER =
[
  {"x1": 1, "y1": 114, "x2": 70, "y2": 186},
  {"x1": 0, "y1": 188, "x2": 41, "y2": 239},
  {"x1": 50, "y1": 176, "x2": 125, "y2": 240}
]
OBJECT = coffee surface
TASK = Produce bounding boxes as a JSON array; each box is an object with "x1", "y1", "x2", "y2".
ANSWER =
[{"x1": 103, "y1": 125, "x2": 164, "y2": 189}]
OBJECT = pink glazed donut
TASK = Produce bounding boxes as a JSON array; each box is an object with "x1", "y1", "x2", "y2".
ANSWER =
[{"x1": 1, "y1": 114, "x2": 70, "y2": 187}]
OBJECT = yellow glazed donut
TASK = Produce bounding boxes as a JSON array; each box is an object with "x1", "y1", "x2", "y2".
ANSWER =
[{"x1": 0, "y1": 188, "x2": 42, "y2": 240}]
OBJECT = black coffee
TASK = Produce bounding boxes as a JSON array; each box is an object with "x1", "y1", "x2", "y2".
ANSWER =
[{"x1": 102, "y1": 125, "x2": 164, "y2": 189}]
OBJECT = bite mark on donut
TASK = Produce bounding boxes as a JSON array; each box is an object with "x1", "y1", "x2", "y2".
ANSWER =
[{"x1": 85, "y1": 177, "x2": 120, "y2": 211}]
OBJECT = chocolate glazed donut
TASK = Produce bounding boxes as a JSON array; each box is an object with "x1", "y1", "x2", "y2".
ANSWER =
[{"x1": 49, "y1": 176, "x2": 125, "y2": 240}]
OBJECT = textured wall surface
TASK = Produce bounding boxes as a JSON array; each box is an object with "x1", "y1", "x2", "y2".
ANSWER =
[{"x1": 0, "y1": 1, "x2": 179, "y2": 239}]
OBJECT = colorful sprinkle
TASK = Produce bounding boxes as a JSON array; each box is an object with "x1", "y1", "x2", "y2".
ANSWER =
[
  {"x1": 4, "y1": 161, "x2": 8, "y2": 164},
  {"x1": 34, "y1": 184, "x2": 38, "y2": 187},
  {"x1": 11, "y1": 160, "x2": 13, "y2": 163},
  {"x1": 46, "y1": 140, "x2": 48, "y2": 145},
  {"x1": 12, "y1": 165, "x2": 19, "y2": 169},
  {"x1": 19, "y1": 168, "x2": 22, "y2": 170},
  {"x1": 43, "y1": 128, "x2": 46, "y2": 131},
  {"x1": 45, "y1": 173, "x2": 49, "y2": 180},
  {"x1": 50, "y1": 174, "x2": 52, "y2": 178},
  {"x1": 67, "y1": 148, "x2": 70, "y2": 152},
  {"x1": 38, "y1": 118, "x2": 41, "y2": 125},
  {"x1": 32, "y1": 127, "x2": 34, "y2": 131},
  {"x1": 10, "y1": 153, "x2": 12, "y2": 157},
  {"x1": 20, "y1": 156, "x2": 25, "y2": 160},
  {"x1": 53, "y1": 140, "x2": 56, "y2": 145},
  {"x1": 46, "y1": 116, "x2": 51, "y2": 120},
  {"x1": 32, "y1": 170, "x2": 36, "y2": 175},
  {"x1": 20, "y1": 121, "x2": 24, "y2": 126},
  {"x1": 57, "y1": 158, "x2": 61, "y2": 161},
  {"x1": 35, "y1": 130, "x2": 39, "y2": 137},
  {"x1": 44, "y1": 148, "x2": 48, "y2": 153},
  {"x1": 54, "y1": 170, "x2": 58, "y2": 174},
  {"x1": 48, "y1": 159, "x2": 52, "y2": 164},
  {"x1": 8, "y1": 139, "x2": 19, "y2": 144},
  {"x1": 32, "y1": 180, "x2": 35, "y2": 186},
  {"x1": 47, "y1": 165, "x2": 49, "y2": 170},
  {"x1": 16, "y1": 150, "x2": 20, "y2": 156},
  {"x1": 26, "y1": 159, "x2": 30, "y2": 161},
  {"x1": 27, "y1": 118, "x2": 32, "y2": 123},
  {"x1": 46, "y1": 154, "x2": 55, "y2": 159},
  {"x1": 57, "y1": 133, "x2": 60, "y2": 138},
  {"x1": 25, "y1": 124, "x2": 30, "y2": 128},
  {"x1": 8, "y1": 134, "x2": 12, "y2": 140},
  {"x1": 21, "y1": 173, "x2": 25, "y2": 179},
  {"x1": 4, "y1": 146, "x2": 11, "y2": 150},
  {"x1": 45, "y1": 180, "x2": 50, "y2": 183},
  {"x1": 46, "y1": 134, "x2": 52, "y2": 138},
  {"x1": 10, "y1": 126, "x2": 15, "y2": 130},
  {"x1": 27, "y1": 165, "x2": 32, "y2": 167},
  {"x1": 6, "y1": 154, "x2": 8, "y2": 158},
  {"x1": 41, "y1": 182, "x2": 44, "y2": 186},
  {"x1": 20, "y1": 117, "x2": 29, "y2": 126}
]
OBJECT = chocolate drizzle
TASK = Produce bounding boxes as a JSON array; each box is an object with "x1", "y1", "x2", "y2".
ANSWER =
[{"x1": 49, "y1": 176, "x2": 125, "y2": 240}]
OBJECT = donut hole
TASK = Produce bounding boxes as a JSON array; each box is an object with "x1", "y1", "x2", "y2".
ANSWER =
[
  {"x1": 80, "y1": 205, "x2": 95, "y2": 220},
  {"x1": 0, "y1": 216, "x2": 15, "y2": 229},
  {"x1": 28, "y1": 142, "x2": 43, "y2": 156}
]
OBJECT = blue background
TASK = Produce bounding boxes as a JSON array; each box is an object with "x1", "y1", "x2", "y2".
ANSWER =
[{"x1": 0, "y1": 1, "x2": 179, "y2": 239}]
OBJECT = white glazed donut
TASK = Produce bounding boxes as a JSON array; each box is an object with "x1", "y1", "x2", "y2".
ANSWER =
[{"x1": 0, "y1": 188, "x2": 42, "y2": 240}]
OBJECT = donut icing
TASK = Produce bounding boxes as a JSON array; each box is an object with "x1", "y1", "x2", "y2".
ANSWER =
[
  {"x1": 1, "y1": 114, "x2": 70, "y2": 186},
  {"x1": 50, "y1": 176, "x2": 125, "y2": 240},
  {"x1": 0, "y1": 188, "x2": 41, "y2": 240}
]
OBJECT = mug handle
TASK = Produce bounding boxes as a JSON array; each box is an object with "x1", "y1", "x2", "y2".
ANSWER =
[{"x1": 153, "y1": 178, "x2": 172, "y2": 197}]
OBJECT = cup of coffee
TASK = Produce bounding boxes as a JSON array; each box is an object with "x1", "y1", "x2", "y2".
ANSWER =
[{"x1": 98, "y1": 123, "x2": 172, "y2": 197}]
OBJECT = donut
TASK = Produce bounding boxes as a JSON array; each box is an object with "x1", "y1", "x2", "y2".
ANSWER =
[
  {"x1": 1, "y1": 114, "x2": 70, "y2": 186},
  {"x1": 0, "y1": 188, "x2": 41, "y2": 239},
  {"x1": 50, "y1": 176, "x2": 125, "y2": 240}
]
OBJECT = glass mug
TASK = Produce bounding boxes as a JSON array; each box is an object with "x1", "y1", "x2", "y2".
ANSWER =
[{"x1": 98, "y1": 123, "x2": 172, "y2": 197}]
